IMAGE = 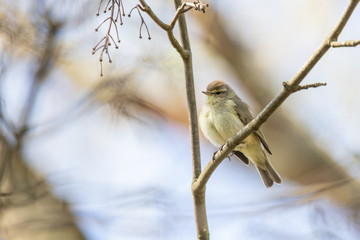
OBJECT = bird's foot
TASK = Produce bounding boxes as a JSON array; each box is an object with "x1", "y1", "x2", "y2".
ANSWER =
[
  {"x1": 227, "y1": 152, "x2": 233, "y2": 161},
  {"x1": 212, "y1": 144, "x2": 226, "y2": 162},
  {"x1": 219, "y1": 143, "x2": 225, "y2": 152},
  {"x1": 212, "y1": 151, "x2": 217, "y2": 162}
]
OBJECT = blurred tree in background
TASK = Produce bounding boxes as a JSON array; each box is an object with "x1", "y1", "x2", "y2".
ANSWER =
[
  {"x1": 0, "y1": 1, "x2": 85, "y2": 239},
  {"x1": 0, "y1": 0, "x2": 360, "y2": 239}
]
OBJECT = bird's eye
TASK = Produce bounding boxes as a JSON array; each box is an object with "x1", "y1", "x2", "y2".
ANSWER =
[{"x1": 214, "y1": 91, "x2": 221, "y2": 95}]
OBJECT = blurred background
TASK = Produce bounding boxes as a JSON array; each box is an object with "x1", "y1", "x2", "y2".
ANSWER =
[{"x1": 0, "y1": 0, "x2": 360, "y2": 239}]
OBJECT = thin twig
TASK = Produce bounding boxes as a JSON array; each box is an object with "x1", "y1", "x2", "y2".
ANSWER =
[
  {"x1": 96, "y1": 0, "x2": 105, "y2": 16},
  {"x1": 184, "y1": 0, "x2": 209, "y2": 13},
  {"x1": 282, "y1": 81, "x2": 327, "y2": 92},
  {"x1": 137, "y1": 0, "x2": 208, "y2": 59},
  {"x1": 169, "y1": 2, "x2": 207, "y2": 28},
  {"x1": 138, "y1": 0, "x2": 185, "y2": 58},
  {"x1": 94, "y1": 1, "x2": 208, "y2": 76},
  {"x1": 128, "y1": 5, "x2": 151, "y2": 40},
  {"x1": 170, "y1": 3, "x2": 188, "y2": 28},
  {"x1": 330, "y1": 39, "x2": 360, "y2": 47},
  {"x1": 93, "y1": 0, "x2": 125, "y2": 76},
  {"x1": 138, "y1": 0, "x2": 170, "y2": 31}
]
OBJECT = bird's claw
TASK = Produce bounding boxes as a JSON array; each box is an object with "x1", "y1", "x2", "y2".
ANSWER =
[
  {"x1": 212, "y1": 144, "x2": 226, "y2": 162},
  {"x1": 212, "y1": 151, "x2": 217, "y2": 162},
  {"x1": 219, "y1": 144, "x2": 225, "y2": 152}
]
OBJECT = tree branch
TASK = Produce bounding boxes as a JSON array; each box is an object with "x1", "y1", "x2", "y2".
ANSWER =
[
  {"x1": 170, "y1": 1, "x2": 209, "y2": 27},
  {"x1": 282, "y1": 81, "x2": 327, "y2": 93},
  {"x1": 134, "y1": 1, "x2": 210, "y2": 238},
  {"x1": 138, "y1": 0, "x2": 187, "y2": 58},
  {"x1": 138, "y1": 0, "x2": 208, "y2": 60},
  {"x1": 128, "y1": 5, "x2": 151, "y2": 39},
  {"x1": 138, "y1": 0, "x2": 170, "y2": 31},
  {"x1": 94, "y1": 0, "x2": 209, "y2": 75},
  {"x1": 170, "y1": 3, "x2": 191, "y2": 28},
  {"x1": 192, "y1": 0, "x2": 359, "y2": 193},
  {"x1": 171, "y1": 0, "x2": 209, "y2": 239},
  {"x1": 93, "y1": 0, "x2": 125, "y2": 76},
  {"x1": 330, "y1": 39, "x2": 360, "y2": 47}
]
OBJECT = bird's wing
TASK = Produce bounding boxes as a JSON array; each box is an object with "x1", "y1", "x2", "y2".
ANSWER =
[
  {"x1": 232, "y1": 151, "x2": 250, "y2": 165},
  {"x1": 233, "y1": 98, "x2": 272, "y2": 155},
  {"x1": 254, "y1": 130, "x2": 272, "y2": 155}
]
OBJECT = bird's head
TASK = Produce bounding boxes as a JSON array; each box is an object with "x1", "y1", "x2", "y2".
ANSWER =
[{"x1": 202, "y1": 80, "x2": 236, "y2": 103}]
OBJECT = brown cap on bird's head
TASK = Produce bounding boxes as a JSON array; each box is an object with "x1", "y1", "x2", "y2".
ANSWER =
[
  {"x1": 203, "y1": 80, "x2": 232, "y2": 95},
  {"x1": 206, "y1": 80, "x2": 227, "y2": 92}
]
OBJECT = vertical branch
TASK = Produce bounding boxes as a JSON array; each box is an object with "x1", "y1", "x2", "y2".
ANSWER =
[
  {"x1": 134, "y1": 1, "x2": 209, "y2": 238},
  {"x1": 173, "y1": 0, "x2": 201, "y2": 180},
  {"x1": 172, "y1": 0, "x2": 209, "y2": 239}
]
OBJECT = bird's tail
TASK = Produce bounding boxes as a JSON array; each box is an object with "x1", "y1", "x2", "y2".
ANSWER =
[{"x1": 257, "y1": 160, "x2": 281, "y2": 188}]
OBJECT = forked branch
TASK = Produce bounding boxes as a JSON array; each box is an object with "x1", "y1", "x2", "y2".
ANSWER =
[
  {"x1": 128, "y1": 5, "x2": 151, "y2": 40},
  {"x1": 93, "y1": 0, "x2": 208, "y2": 76},
  {"x1": 138, "y1": 0, "x2": 208, "y2": 58},
  {"x1": 170, "y1": 1, "x2": 209, "y2": 27}
]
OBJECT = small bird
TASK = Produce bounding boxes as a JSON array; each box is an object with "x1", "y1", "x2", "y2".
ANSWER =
[{"x1": 199, "y1": 80, "x2": 281, "y2": 188}]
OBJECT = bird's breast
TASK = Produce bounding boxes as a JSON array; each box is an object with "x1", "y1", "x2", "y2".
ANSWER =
[{"x1": 200, "y1": 102, "x2": 244, "y2": 147}]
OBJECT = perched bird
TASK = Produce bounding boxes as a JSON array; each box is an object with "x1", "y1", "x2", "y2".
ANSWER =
[{"x1": 199, "y1": 80, "x2": 281, "y2": 188}]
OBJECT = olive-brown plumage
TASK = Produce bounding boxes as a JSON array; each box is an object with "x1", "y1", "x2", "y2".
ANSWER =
[{"x1": 199, "y1": 80, "x2": 281, "y2": 187}]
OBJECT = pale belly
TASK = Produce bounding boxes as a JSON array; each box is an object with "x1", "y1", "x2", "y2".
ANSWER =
[
  {"x1": 200, "y1": 103, "x2": 266, "y2": 167},
  {"x1": 199, "y1": 104, "x2": 244, "y2": 147}
]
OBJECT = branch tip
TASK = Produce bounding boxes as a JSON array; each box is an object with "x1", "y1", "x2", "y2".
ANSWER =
[
  {"x1": 190, "y1": 1, "x2": 209, "y2": 13},
  {"x1": 330, "y1": 39, "x2": 360, "y2": 48},
  {"x1": 283, "y1": 81, "x2": 327, "y2": 93},
  {"x1": 129, "y1": 5, "x2": 151, "y2": 40}
]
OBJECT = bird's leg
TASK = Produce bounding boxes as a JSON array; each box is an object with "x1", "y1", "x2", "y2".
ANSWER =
[
  {"x1": 227, "y1": 152, "x2": 233, "y2": 161},
  {"x1": 212, "y1": 144, "x2": 226, "y2": 162},
  {"x1": 219, "y1": 143, "x2": 225, "y2": 151},
  {"x1": 211, "y1": 151, "x2": 217, "y2": 162}
]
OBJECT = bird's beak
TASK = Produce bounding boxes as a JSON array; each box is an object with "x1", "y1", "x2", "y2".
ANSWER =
[{"x1": 202, "y1": 91, "x2": 212, "y2": 95}]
